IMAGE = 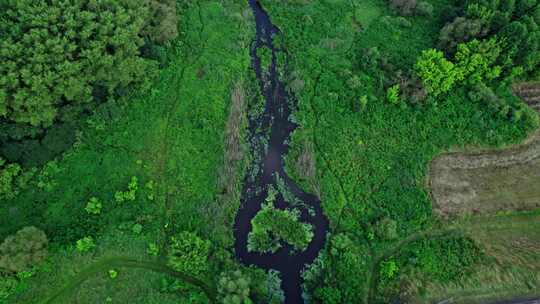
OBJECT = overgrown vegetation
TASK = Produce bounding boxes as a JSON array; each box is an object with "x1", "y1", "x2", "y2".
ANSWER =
[
  {"x1": 247, "y1": 187, "x2": 314, "y2": 253},
  {"x1": 261, "y1": 0, "x2": 538, "y2": 302},
  {"x1": 0, "y1": 1, "x2": 261, "y2": 303},
  {"x1": 1, "y1": 0, "x2": 538, "y2": 303}
]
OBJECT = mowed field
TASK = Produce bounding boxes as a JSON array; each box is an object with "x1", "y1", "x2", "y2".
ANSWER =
[{"x1": 429, "y1": 133, "x2": 540, "y2": 216}]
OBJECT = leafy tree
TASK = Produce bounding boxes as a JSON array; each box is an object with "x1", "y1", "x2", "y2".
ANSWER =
[
  {"x1": 375, "y1": 218, "x2": 398, "y2": 240},
  {"x1": 304, "y1": 234, "x2": 371, "y2": 303},
  {"x1": 0, "y1": 226, "x2": 48, "y2": 273},
  {"x1": 454, "y1": 38, "x2": 502, "y2": 85},
  {"x1": 414, "y1": 49, "x2": 462, "y2": 97},
  {"x1": 438, "y1": 17, "x2": 489, "y2": 53},
  {"x1": 416, "y1": 1, "x2": 434, "y2": 16},
  {"x1": 145, "y1": 0, "x2": 179, "y2": 44},
  {"x1": 167, "y1": 231, "x2": 211, "y2": 276},
  {"x1": 438, "y1": 0, "x2": 540, "y2": 78},
  {"x1": 217, "y1": 270, "x2": 253, "y2": 304}
]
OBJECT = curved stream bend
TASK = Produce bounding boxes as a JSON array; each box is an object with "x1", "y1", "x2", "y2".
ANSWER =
[{"x1": 233, "y1": 1, "x2": 329, "y2": 303}]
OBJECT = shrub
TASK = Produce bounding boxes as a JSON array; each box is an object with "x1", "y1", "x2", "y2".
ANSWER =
[
  {"x1": 0, "y1": 276, "x2": 17, "y2": 300},
  {"x1": 76, "y1": 236, "x2": 96, "y2": 253},
  {"x1": 386, "y1": 85, "x2": 401, "y2": 104},
  {"x1": 394, "y1": 73, "x2": 427, "y2": 104},
  {"x1": 0, "y1": 227, "x2": 48, "y2": 273},
  {"x1": 84, "y1": 197, "x2": 102, "y2": 215},
  {"x1": 247, "y1": 201, "x2": 314, "y2": 253},
  {"x1": 115, "y1": 176, "x2": 138, "y2": 203},
  {"x1": 380, "y1": 260, "x2": 399, "y2": 280}
]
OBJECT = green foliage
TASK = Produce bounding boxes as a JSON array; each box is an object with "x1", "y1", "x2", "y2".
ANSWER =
[
  {"x1": 0, "y1": 276, "x2": 17, "y2": 300},
  {"x1": 468, "y1": 83, "x2": 539, "y2": 129},
  {"x1": 375, "y1": 218, "x2": 398, "y2": 240},
  {"x1": 75, "y1": 236, "x2": 96, "y2": 253},
  {"x1": 415, "y1": 49, "x2": 462, "y2": 97},
  {"x1": 0, "y1": 227, "x2": 48, "y2": 273},
  {"x1": 305, "y1": 234, "x2": 371, "y2": 303},
  {"x1": 454, "y1": 38, "x2": 502, "y2": 85},
  {"x1": 275, "y1": 174, "x2": 300, "y2": 205},
  {"x1": 247, "y1": 198, "x2": 313, "y2": 253},
  {"x1": 439, "y1": 0, "x2": 540, "y2": 78},
  {"x1": 260, "y1": 0, "x2": 534, "y2": 302},
  {"x1": 131, "y1": 224, "x2": 143, "y2": 235},
  {"x1": 147, "y1": 243, "x2": 159, "y2": 256},
  {"x1": 438, "y1": 17, "x2": 489, "y2": 53},
  {"x1": 386, "y1": 84, "x2": 401, "y2": 104},
  {"x1": 313, "y1": 287, "x2": 342, "y2": 304},
  {"x1": 380, "y1": 260, "x2": 399, "y2": 280},
  {"x1": 0, "y1": 158, "x2": 23, "y2": 200},
  {"x1": 84, "y1": 197, "x2": 102, "y2": 215},
  {"x1": 108, "y1": 269, "x2": 118, "y2": 279},
  {"x1": 115, "y1": 176, "x2": 138, "y2": 203},
  {"x1": 359, "y1": 95, "x2": 369, "y2": 110},
  {"x1": 0, "y1": 1, "x2": 252, "y2": 302},
  {"x1": 167, "y1": 232, "x2": 210, "y2": 275},
  {"x1": 266, "y1": 270, "x2": 284, "y2": 304},
  {"x1": 403, "y1": 237, "x2": 483, "y2": 282},
  {"x1": 145, "y1": 0, "x2": 179, "y2": 44},
  {"x1": 217, "y1": 270, "x2": 253, "y2": 304},
  {"x1": 389, "y1": 0, "x2": 433, "y2": 17},
  {"x1": 256, "y1": 46, "x2": 273, "y2": 71},
  {"x1": 0, "y1": 0, "x2": 158, "y2": 127}
]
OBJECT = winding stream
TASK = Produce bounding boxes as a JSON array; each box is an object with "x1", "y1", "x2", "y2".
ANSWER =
[{"x1": 233, "y1": 1, "x2": 329, "y2": 303}]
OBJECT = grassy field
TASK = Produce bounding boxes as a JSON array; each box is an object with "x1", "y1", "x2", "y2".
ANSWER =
[
  {"x1": 1, "y1": 2, "x2": 254, "y2": 303},
  {"x1": 415, "y1": 212, "x2": 540, "y2": 304}
]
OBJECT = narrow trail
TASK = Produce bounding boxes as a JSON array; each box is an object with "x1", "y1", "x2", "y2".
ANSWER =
[{"x1": 233, "y1": 1, "x2": 329, "y2": 303}]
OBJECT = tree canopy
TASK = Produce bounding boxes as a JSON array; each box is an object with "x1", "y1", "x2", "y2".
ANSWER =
[{"x1": 0, "y1": 0, "x2": 178, "y2": 128}]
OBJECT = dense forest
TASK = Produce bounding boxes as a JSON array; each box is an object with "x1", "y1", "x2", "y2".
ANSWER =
[{"x1": 0, "y1": 0, "x2": 539, "y2": 303}]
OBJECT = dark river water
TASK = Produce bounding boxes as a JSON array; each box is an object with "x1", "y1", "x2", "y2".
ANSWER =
[{"x1": 233, "y1": 1, "x2": 329, "y2": 303}]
